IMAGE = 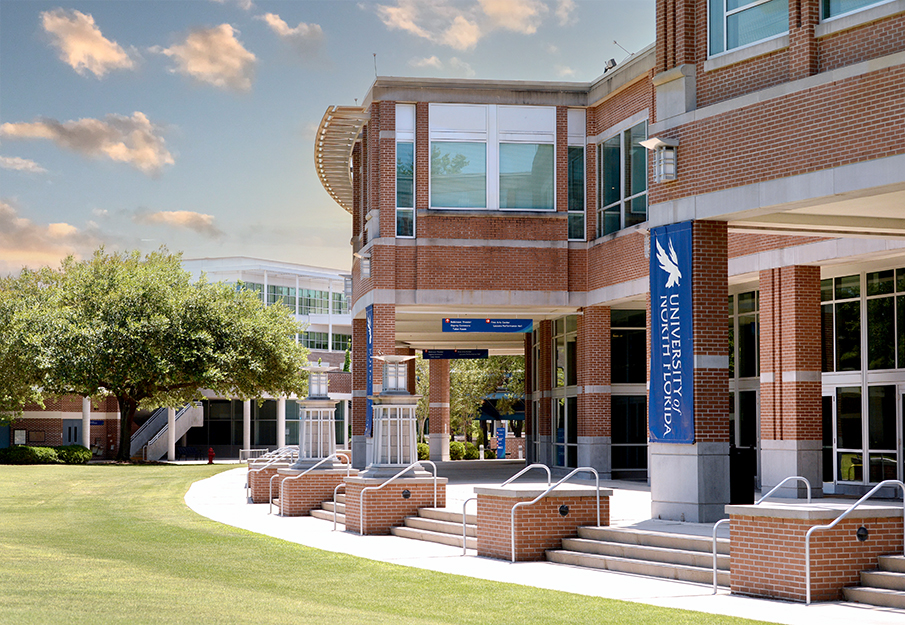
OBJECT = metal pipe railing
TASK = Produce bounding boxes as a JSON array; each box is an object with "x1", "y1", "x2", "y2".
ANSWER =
[
  {"x1": 510, "y1": 467, "x2": 600, "y2": 563},
  {"x1": 462, "y1": 497, "x2": 477, "y2": 556},
  {"x1": 333, "y1": 482, "x2": 346, "y2": 531},
  {"x1": 245, "y1": 447, "x2": 297, "y2": 499},
  {"x1": 805, "y1": 479, "x2": 905, "y2": 605},
  {"x1": 500, "y1": 463, "x2": 552, "y2": 488},
  {"x1": 712, "y1": 475, "x2": 812, "y2": 594},
  {"x1": 359, "y1": 461, "x2": 438, "y2": 535},
  {"x1": 272, "y1": 453, "x2": 351, "y2": 515}
]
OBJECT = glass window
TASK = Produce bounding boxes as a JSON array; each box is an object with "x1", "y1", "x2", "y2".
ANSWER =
[
  {"x1": 567, "y1": 146, "x2": 585, "y2": 240},
  {"x1": 729, "y1": 290, "x2": 759, "y2": 379},
  {"x1": 240, "y1": 281, "x2": 264, "y2": 302},
  {"x1": 499, "y1": 143, "x2": 554, "y2": 210},
  {"x1": 710, "y1": 0, "x2": 789, "y2": 56},
  {"x1": 331, "y1": 292, "x2": 349, "y2": 315},
  {"x1": 611, "y1": 395, "x2": 648, "y2": 480},
  {"x1": 267, "y1": 285, "x2": 296, "y2": 311},
  {"x1": 299, "y1": 289, "x2": 329, "y2": 315},
  {"x1": 396, "y1": 141, "x2": 415, "y2": 237},
  {"x1": 301, "y1": 332, "x2": 329, "y2": 350},
  {"x1": 598, "y1": 122, "x2": 647, "y2": 237},
  {"x1": 331, "y1": 334, "x2": 351, "y2": 352},
  {"x1": 835, "y1": 300, "x2": 861, "y2": 371},
  {"x1": 822, "y1": 0, "x2": 886, "y2": 19},
  {"x1": 867, "y1": 297, "x2": 894, "y2": 370},
  {"x1": 430, "y1": 142, "x2": 486, "y2": 208}
]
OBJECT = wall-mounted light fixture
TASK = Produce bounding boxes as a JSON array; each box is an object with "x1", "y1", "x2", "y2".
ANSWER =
[
  {"x1": 603, "y1": 58, "x2": 617, "y2": 73},
  {"x1": 640, "y1": 137, "x2": 679, "y2": 182}
]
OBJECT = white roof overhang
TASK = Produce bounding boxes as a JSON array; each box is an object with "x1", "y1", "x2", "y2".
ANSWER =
[{"x1": 314, "y1": 106, "x2": 369, "y2": 214}]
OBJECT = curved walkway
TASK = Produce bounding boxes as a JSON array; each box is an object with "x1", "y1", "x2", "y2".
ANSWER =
[{"x1": 185, "y1": 465, "x2": 903, "y2": 625}]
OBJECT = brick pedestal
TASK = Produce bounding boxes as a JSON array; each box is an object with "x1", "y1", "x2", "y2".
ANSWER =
[
  {"x1": 728, "y1": 502, "x2": 904, "y2": 602},
  {"x1": 343, "y1": 476, "x2": 447, "y2": 535},
  {"x1": 475, "y1": 485, "x2": 611, "y2": 561},
  {"x1": 276, "y1": 468, "x2": 358, "y2": 516},
  {"x1": 247, "y1": 462, "x2": 291, "y2": 504}
]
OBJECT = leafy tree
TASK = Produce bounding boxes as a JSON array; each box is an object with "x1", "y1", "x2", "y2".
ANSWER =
[{"x1": 0, "y1": 248, "x2": 309, "y2": 461}]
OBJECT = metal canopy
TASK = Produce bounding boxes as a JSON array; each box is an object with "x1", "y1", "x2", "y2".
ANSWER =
[{"x1": 314, "y1": 105, "x2": 369, "y2": 214}]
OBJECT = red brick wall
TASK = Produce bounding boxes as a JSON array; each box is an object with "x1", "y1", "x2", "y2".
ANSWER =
[
  {"x1": 477, "y1": 493, "x2": 609, "y2": 561},
  {"x1": 429, "y1": 358, "x2": 450, "y2": 438},
  {"x1": 577, "y1": 306, "x2": 611, "y2": 438},
  {"x1": 351, "y1": 317, "x2": 367, "y2": 437},
  {"x1": 759, "y1": 266, "x2": 822, "y2": 441},
  {"x1": 731, "y1": 514, "x2": 904, "y2": 602},
  {"x1": 343, "y1": 479, "x2": 446, "y2": 535},
  {"x1": 248, "y1": 464, "x2": 286, "y2": 503},
  {"x1": 328, "y1": 371, "x2": 352, "y2": 394},
  {"x1": 588, "y1": 232, "x2": 648, "y2": 290},
  {"x1": 277, "y1": 470, "x2": 350, "y2": 516},
  {"x1": 818, "y1": 12, "x2": 905, "y2": 73},
  {"x1": 411, "y1": 245, "x2": 567, "y2": 292},
  {"x1": 727, "y1": 232, "x2": 828, "y2": 259}
]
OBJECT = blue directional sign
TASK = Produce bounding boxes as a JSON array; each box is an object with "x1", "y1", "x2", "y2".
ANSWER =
[
  {"x1": 365, "y1": 304, "x2": 374, "y2": 437},
  {"x1": 442, "y1": 318, "x2": 532, "y2": 333},
  {"x1": 422, "y1": 349, "x2": 489, "y2": 360}
]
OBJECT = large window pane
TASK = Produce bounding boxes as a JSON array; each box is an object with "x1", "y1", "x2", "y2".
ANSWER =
[
  {"x1": 822, "y1": 0, "x2": 884, "y2": 19},
  {"x1": 599, "y1": 137, "x2": 620, "y2": 207},
  {"x1": 626, "y1": 123, "x2": 647, "y2": 198},
  {"x1": 612, "y1": 329, "x2": 647, "y2": 383},
  {"x1": 430, "y1": 142, "x2": 486, "y2": 208},
  {"x1": 835, "y1": 274, "x2": 860, "y2": 300},
  {"x1": 625, "y1": 194, "x2": 647, "y2": 229},
  {"x1": 822, "y1": 396, "x2": 833, "y2": 482},
  {"x1": 836, "y1": 387, "x2": 862, "y2": 450},
  {"x1": 612, "y1": 309, "x2": 646, "y2": 327},
  {"x1": 867, "y1": 297, "x2": 894, "y2": 370},
  {"x1": 726, "y1": 0, "x2": 789, "y2": 50},
  {"x1": 709, "y1": 0, "x2": 725, "y2": 54},
  {"x1": 396, "y1": 142, "x2": 414, "y2": 208},
  {"x1": 567, "y1": 397, "x2": 577, "y2": 444},
  {"x1": 603, "y1": 205, "x2": 621, "y2": 236},
  {"x1": 738, "y1": 315, "x2": 758, "y2": 378},
  {"x1": 868, "y1": 385, "x2": 896, "y2": 450},
  {"x1": 821, "y1": 303, "x2": 834, "y2": 372},
  {"x1": 899, "y1": 295, "x2": 905, "y2": 368},
  {"x1": 499, "y1": 143, "x2": 553, "y2": 210},
  {"x1": 568, "y1": 213, "x2": 584, "y2": 240},
  {"x1": 396, "y1": 209, "x2": 414, "y2": 237},
  {"x1": 867, "y1": 270, "x2": 894, "y2": 296},
  {"x1": 835, "y1": 301, "x2": 861, "y2": 371},
  {"x1": 567, "y1": 146, "x2": 584, "y2": 212}
]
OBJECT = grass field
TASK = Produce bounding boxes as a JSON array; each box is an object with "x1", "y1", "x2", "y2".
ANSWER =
[{"x1": 0, "y1": 464, "x2": 775, "y2": 625}]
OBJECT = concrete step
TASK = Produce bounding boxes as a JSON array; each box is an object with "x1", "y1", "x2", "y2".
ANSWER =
[
  {"x1": 577, "y1": 526, "x2": 730, "y2": 555},
  {"x1": 404, "y1": 515, "x2": 477, "y2": 537},
  {"x1": 311, "y1": 508, "x2": 344, "y2": 524},
  {"x1": 321, "y1": 500, "x2": 346, "y2": 514},
  {"x1": 418, "y1": 507, "x2": 477, "y2": 525},
  {"x1": 547, "y1": 549, "x2": 729, "y2": 586},
  {"x1": 391, "y1": 525, "x2": 477, "y2": 549},
  {"x1": 842, "y1": 586, "x2": 905, "y2": 609},
  {"x1": 862, "y1": 570, "x2": 905, "y2": 592},
  {"x1": 880, "y1": 555, "x2": 905, "y2": 573},
  {"x1": 561, "y1": 537, "x2": 729, "y2": 570}
]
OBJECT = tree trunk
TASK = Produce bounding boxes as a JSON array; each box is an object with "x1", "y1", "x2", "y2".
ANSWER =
[{"x1": 116, "y1": 395, "x2": 137, "y2": 462}]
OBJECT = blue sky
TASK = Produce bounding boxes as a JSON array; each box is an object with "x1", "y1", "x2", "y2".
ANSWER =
[{"x1": 0, "y1": 0, "x2": 654, "y2": 274}]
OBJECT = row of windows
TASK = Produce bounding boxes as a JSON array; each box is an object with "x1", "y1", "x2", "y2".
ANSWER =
[
  {"x1": 237, "y1": 283, "x2": 349, "y2": 316},
  {"x1": 709, "y1": 0, "x2": 890, "y2": 56}
]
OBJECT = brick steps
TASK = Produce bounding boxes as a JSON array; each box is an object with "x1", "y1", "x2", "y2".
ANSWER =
[
  {"x1": 310, "y1": 494, "x2": 346, "y2": 524},
  {"x1": 546, "y1": 526, "x2": 730, "y2": 587},
  {"x1": 390, "y1": 508, "x2": 477, "y2": 549},
  {"x1": 843, "y1": 555, "x2": 905, "y2": 609}
]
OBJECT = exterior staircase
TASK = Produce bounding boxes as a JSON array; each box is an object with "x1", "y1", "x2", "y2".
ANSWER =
[
  {"x1": 391, "y1": 508, "x2": 477, "y2": 549},
  {"x1": 546, "y1": 525, "x2": 730, "y2": 586},
  {"x1": 843, "y1": 555, "x2": 905, "y2": 608},
  {"x1": 310, "y1": 493, "x2": 346, "y2": 525},
  {"x1": 130, "y1": 403, "x2": 203, "y2": 460}
]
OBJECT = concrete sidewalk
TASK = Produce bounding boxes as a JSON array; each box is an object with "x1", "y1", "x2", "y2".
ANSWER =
[{"x1": 184, "y1": 463, "x2": 903, "y2": 625}]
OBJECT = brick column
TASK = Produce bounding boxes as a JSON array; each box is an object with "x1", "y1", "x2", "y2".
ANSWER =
[
  {"x1": 351, "y1": 316, "x2": 368, "y2": 468},
  {"x1": 428, "y1": 358, "x2": 450, "y2": 461},
  {"x1": 650, "y1": 221, "x2": 730, "y2": 523},
  {"x1": 788, "y1": 0, "x2": 819, "y2": 81},
  {"x1": 536, "y1": 320, "x2": 554, "y2": 466},
  {"x1": 577, "y1": 306, "x2": 611, "y2": 476},
  {"x1": 759, "y1": 265, "x2": 822, "y2": 498}
]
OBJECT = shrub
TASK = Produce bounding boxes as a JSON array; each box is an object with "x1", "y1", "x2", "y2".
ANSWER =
[
  {"x1": 449, "y1": 441, "x2": 465, "y2": 460},
  {"x1": 57, "y1": 444, "x2": 92, "y2": 464},
  {"x1": 0, "y1": 445, "x2": 61, "y2": 465},
  {"x1": 417, "y1": 442, "x2": 430, "y2": 460},
  {"x1": 464, "y1": 442, "x2": 479, "y2": 460},
  {"x1": 484, "y1": 448, "x2": 496, "y2": 459}
]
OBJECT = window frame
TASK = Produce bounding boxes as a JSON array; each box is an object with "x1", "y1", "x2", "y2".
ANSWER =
[
  {"x1": 396, "y1": 103, "x2": 416, "y2": 238},
  {"x1": 597, "y1": 120, "x2": 648, "y2": 238},
  {"x1": 708, "y1": 0, "x2": 790, "y2": 58}
]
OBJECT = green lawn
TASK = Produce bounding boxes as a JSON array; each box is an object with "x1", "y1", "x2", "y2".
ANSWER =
[{"x1": 0, "y1": 465, "x2": 774, "y2": 625}]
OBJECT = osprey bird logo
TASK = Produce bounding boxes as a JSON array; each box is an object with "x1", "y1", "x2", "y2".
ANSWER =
[{"x1": 656, "y1": 238, "x2": 682, "y2": 288}]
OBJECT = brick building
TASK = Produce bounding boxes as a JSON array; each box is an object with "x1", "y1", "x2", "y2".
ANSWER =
[{"x1": 315, "y1": 1, "x2": 905, "y2": 521}]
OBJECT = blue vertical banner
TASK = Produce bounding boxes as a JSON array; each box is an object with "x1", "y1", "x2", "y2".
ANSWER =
[
  {"x1": 496, "y1": 427, "x2": 506, "y2": 459},
  {"x1": 649, "y1": 222, "x2": 695, "y2": 444},
  {"x1": 365, "y1": 304, "x2": 374, "y2": 437}
]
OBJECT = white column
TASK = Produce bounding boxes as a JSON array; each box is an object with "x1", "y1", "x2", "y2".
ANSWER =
[
  {"x1": 277, "y1": 397, "x2": 286, "y2": 448},
  {"x1": 81, "y1": 397, "x2": 91, "y2": 449},
  {"x1": 243, "y1": 400, "x2": 252, "y2": 451},
  {"x1": 167, "y1": 407, "x2": 176, "y2": 461}
]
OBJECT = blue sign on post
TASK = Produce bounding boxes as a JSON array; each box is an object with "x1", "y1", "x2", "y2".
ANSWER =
[
  {"x1": 422, "y1": 349, "x2": 488, "y2": 360},
  {"x1": 365, "y1": 304, "x2": 374, "y2": 437},
  {"x1": 649, "y1": 222, "x2": 695, "y2": 444},
  {"x1": 496, "y1": 426, "x2": 506, "y2": 459},
  {"x1": 442, "y1": 318, "x2": 532, "y2": 333}
]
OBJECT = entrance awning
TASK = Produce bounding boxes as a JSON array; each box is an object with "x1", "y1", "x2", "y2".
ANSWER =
[{"x1": 314, "y1": 105, "x2": 369, "y2": 214}]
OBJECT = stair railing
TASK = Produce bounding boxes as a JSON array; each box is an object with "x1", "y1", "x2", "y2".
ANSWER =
[
  {"x1": 510, "y1": 467, "x2": 600, "y2": 563},
  {"x1": 144, "y1": 403, "x2": 196, "y2": 457},
  {"x1": 129, "y1": 407, "x2": 168, "y2": 457},
  {"x1": 333, "y1": 482, "x2": 347, "y2": 531},
  {"x1": 359, "y1": 461, "x2": 438, "y2": 535},
  {"x1": 805, "y1": 479, "x2": 905, "y2": 605},
  {"x1": 271, "y1": 453, "x2": 351, "y2": 515},
  {"x1": 712, "y1": 475, "x2": 812, "y2": 594},
  {"x1": 462, "y1": 497, "x2": 477, "y2": 556},
  {"x1": 245, "y1": 447, "x2": 298, "y2": 500}
]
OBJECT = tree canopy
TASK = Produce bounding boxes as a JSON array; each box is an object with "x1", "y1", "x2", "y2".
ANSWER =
[{"x1": 0, "y1": 248, "x2": 309, "y2": 460}]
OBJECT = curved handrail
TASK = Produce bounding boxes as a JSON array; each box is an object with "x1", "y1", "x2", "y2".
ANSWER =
[
  {"x1": 246, "y1": 447, "x2": 297, "y2": 499},
  {"x1": 272, "y1": 453, "x2": 351, "y2": 515},
  {"x1": 333, "y1": 482, "x2": 346, "y2": 531},
  {"x1": 510, "y1": 467, "x2": 600, "y2": 562},
  {"x1": 805, "y1": 479, "x2": 905, "y2": 605},
  {"x1": 712, "y1": 475, "x2": 812, "y2": 594},
  {"x1": 360, "y1": 461, "x2": 438, "y2": 535},
  {"x1": 462, "y1": 496, "x2": 477, "y2": 556},
  {"x1": 500, "y1": 463, "x2": 552, "y2": 488}
]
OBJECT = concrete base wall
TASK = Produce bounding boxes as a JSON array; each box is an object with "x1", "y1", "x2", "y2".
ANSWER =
[
  {"x1": 650, "y1": 441, "x2": 730, "y2": 523},
  {"x1": 577, "y1": 435, "x2": 611, "y2": 478},
  {"x1": 760, "y1": 439, "x2": 823, "y2": 499}
]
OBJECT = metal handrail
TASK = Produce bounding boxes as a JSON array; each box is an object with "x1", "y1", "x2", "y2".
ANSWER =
[
  {"x1": 805, "y1": 479, "x2": 905, "y2": 605},
  {"x1": 333, "y1": 482, "x2": 346, "y2": 531},
  {"x1": 145, "y1": 403, "x2": 196, "y2": 448},
  {"x1": 239, "y1": 448, "x2": 268, "y2": 462},
  {"x1": 712, "y1": 475, "x2": 813, "y2": 594},
  {"x1": 510, "y1": 467, "x2": 600, "y2": 562},
  {"x1": 462, "y1": 497, "x2": 477, "y2": 556},
  {"x1": 245, "y1": 447, "x2": 298, "y2": 499},
  {"x1": 500, "y1": 463, "x2": 552, "y2": 488},
  {"x1": 272, "y1": 453, "x2": 351, "y2": 515},
  {"x1": 359, "y1": 461, "x2": 438, "y2": 535}
]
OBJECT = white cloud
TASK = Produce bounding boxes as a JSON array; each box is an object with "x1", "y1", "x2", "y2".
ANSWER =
[
  {"x1": 441, "y1": 15, "x2": 481, "y2": 50},
  {"x1": 479, "y1": 0, "x2": 547, "y2": 34},
  {"x1": 409, "y1": 55, "x2": 443, "y2": 68},
  {"x1": 40, "y1": 8, "x2": 135, "y2": 78},
  {"x1": 555, "y1": 64, "x2": 576, "y2": 77},
  {"x1": 0, "y1": 112, "x2": 174, "y2": 176},
  {"x1": 209, "y1": 0, "x2": 256, "y2": 10},
  {"x1": 0, "y1": 156, "x2": 46, "y2": 174},
  {"x1": 449, "y1": 57, "x2": 476, "y2": 78},
  {"x1": 133, "y1": 210, "x2": 224, "y2": 238},
  {"x1": 555, "y1": 0, "x2": 577, "y2": 26},
  {"x1": 257, "y1": 13, "x2": 325, "y2": 58},
  {"x1": 0, "y1": 200, "x2": 103, "y2": 273},
  {"x1": 544, "y1": 43, "x2": 559, "y2": 54},
  {"x1": 375, "y1": 1, "x2": 433, "y2": 39},
  {"x1": 153, "y1": 24, "x2": 256, "y2": 91}
]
